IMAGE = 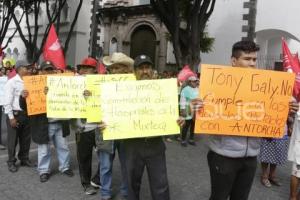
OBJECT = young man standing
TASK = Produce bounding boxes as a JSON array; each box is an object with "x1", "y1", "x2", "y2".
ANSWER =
[
  {"x1": 3, "y1": 60, "x2": 35, "y2": 172},
  {"x1": 20, "y1": 61, "x2": 74, "y2": 182},
  {"x1": 205, "y1": 41, "x2": 299, "y2": 200}
]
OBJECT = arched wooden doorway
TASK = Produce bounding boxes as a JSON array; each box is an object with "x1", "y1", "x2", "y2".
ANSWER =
[{"x1": 130, "y1": 25, "x2": 156, "y2": 66}]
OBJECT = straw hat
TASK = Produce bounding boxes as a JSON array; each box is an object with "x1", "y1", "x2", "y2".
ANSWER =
[{"x1": 103, "y1": 52, "x2": 134, "y2": 68}]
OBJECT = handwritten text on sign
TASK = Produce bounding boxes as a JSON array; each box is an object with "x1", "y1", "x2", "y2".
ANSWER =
[
  {"x1": 101, "y1": 79, "x2": 180, "y2": 140},
  {"x1": 0, "y1": 77, "x2": 7, "y2": 105},
  {"x1": 24, "y1": 75, "x2": 47, "y2": 115},
  {"x1": 47, "y1": 76, "x2": 86, "y2": 118},
  {"x1": 195, "y1": 64, "x2": 295, "y2": 138},
  {"x1": 86, "y1": 74, "x2": 136, "y2": 122}
]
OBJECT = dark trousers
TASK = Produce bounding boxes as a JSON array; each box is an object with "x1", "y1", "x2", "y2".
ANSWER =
[
  {"x1": 76, "y1": 129, "x2": 96, "y2": 188},
  {"x1": 6, "y1": 112, "x2": 31, "y2": 165},
  {"x1": 114, "y1": 140, "x2": 128, "y2": 192},
  {"x1": 181, "y1": 119, "x2": 195, "y2": 141},
  {"x1": 207, "y1": 151, "x2": 257, "y2": 200},
  {"x1": 0, "y1": 105, "x2": 2, "y2": 144},
  {"x1": 123, "y1": 138, "x2": 170, "y2": 200}
]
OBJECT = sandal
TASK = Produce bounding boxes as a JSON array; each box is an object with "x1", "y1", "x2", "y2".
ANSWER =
[
  {"x1": 261, "y1": 177, "x2": 272, "y2": 188},
  {"x1": 269, "y1": 178, "x2": 282, "y2": 186}
]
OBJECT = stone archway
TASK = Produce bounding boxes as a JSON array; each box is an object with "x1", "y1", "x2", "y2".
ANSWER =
[{"x1": 129, "y1": 25, "x2": 157, "y2": 65}]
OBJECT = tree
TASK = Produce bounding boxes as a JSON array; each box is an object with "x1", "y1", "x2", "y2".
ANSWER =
[
  {"x1": 12, "y1": 0, "x2": 83, "y2": 62},
  {"x1": 150, "y1": 0, "x2": 216, "y2": 71},
  {"x1": 0, "y1": 0, "x2": 23, "y2": 50}
]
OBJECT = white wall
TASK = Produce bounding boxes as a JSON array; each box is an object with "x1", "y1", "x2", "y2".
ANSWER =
[{"x1": 256, "y1": 0, "x2": 300, "y2": 41}]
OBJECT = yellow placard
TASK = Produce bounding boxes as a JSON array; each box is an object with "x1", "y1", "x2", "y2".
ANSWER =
[
  {"x1": 101, "y1": 79, "x2": 180, "y2": 140},
  {"x1": 46, "y1": 76, "x2": 86, "y2": 118},
  {"x1": 195, "y1": 64, "x2": 295, "y2": 138},
  {"x1": 23, "y1": 75, "x2": 47, "y2": 115},
  {"x1": 86, "y1": 74, "x2": 136, "y2": 122}
]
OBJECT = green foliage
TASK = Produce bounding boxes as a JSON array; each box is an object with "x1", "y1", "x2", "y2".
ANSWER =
[{"x1": 200, "y1": 31, "x2": 214, "y2": 53}]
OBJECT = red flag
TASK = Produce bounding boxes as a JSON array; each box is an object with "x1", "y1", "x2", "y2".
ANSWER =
[
  {"x1": 43, "y1": 24, "x2": 66, "y2": 69},
  {"x1": 293, "y1": 52, "x2": 300, "y2": 67},
  {"x1": 177, "y1": 65, "x2": 196, "y2": 83},
  {"x1": 97, "y1": 62, "x2": 106, "y2": 74},
  {"x1": 282, "y1": 38, "x2": 300, "y2": 101}
]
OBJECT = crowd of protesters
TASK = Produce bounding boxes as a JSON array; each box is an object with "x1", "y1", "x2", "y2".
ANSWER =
[{"x1": 0, "y1": 40, "x2": 300, "y2": 200}]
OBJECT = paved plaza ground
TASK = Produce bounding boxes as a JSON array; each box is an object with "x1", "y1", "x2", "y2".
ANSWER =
[{"x1": 0, "y1": 114, "x2": 292, "y2": 200}]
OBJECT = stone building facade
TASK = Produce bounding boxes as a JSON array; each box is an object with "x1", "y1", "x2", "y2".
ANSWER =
[{"x1": 99, "y1": 3, "x2": 171, "y2": 72}]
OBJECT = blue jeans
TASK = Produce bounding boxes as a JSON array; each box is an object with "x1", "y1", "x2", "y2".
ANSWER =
[
  {"x1": 97, "y1": 142, "x2": 128, "y2": 198},
  {"x1": 38, "y1": 123, "x2": 71, "y2": 174}
]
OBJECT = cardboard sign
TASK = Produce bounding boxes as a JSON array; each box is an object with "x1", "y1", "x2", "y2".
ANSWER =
[
  {"x1": 101, "y1": 79, "x2": 180, "y2": 140},
  {"x1": 195, "y1": 64, "x2": 295, "y2": 138},
  {"x1": 0, "y1": 76, "x2": 7, "y2": 105},
  {"x1": 47, "y1": 76, "x2": 86, "y2": 118},
  {"x1": 86, "y1": 74, "x2": 136, "y2": 122},
  {"x1": 23, "y1": 75, "x2": 47, "y2": 115}
]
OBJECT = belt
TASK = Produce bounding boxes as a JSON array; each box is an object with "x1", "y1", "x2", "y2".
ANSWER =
[{"x1": 13, "y1": 110, "x2": 26, "y2": 115}]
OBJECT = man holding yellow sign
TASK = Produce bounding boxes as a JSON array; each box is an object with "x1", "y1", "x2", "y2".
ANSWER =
[{"x1": 112, "y1": 55, "x2": 184, "y2": 200}]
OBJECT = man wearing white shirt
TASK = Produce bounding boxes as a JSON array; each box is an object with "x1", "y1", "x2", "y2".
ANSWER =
[{"x1": 3, "y1": 60, "x2": 34, "y2": 172}]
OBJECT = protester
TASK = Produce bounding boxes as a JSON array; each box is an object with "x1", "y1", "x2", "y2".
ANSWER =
[
  {"x1": 179, "y1": 75, "x2": 199, "y2": 147},
  {"x1": 3, "y1": 60, "x2": 35, "y2": 173},
  {"x1": 96, "y1": 52, "x2": 134, "y2": 200},
  {"x1": 189, "y1": 40, "x2": 299, "y2": 200},
  {"x1": 20, "y1": 61, "x2": 74, "y2": 182},
  {"x1": 71, "y1": 57, "x2": 101, "y2": 195},
  {"x1": 120, "y1": 54, "x2": 185, "y2": 200}
]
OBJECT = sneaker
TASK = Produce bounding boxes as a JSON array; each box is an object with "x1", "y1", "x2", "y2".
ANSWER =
[
  {"x1": 40, "y1": 173, "x2": 50, "y2": 183},
  {"x1": 62, "y1": 169, "x2": 74, "y2": 177},
  {"x1": 84, "y1": 185, "x2": 97, "y2": 195},
  {"x1": 165, "y1": 138, "x2": 173, "y2": 142},
  {"x1": 8, "y1": 163, "x2": 18, "y2": 173},
  {"x1": 90, "y1": 179, "x2": 101, "y2": 189}
]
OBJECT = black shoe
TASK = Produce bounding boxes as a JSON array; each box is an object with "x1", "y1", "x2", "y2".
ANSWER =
[
  {"x1": 90, "y1": 176, "x2": 101, "y2": 188},
  {"x1": 20, "y1": 160, "x2": 36, "y2": 167},
  {"x1": 8, "y1": 164, "x2": 18, "y2": 173},
  {"x1": 40, "y1": 173, "x2": 50, "y2": 183},
  {"x1": 84, "y1": 185, "x2": 97, "y2": 195},
  {"x1": 188, "y1": 140, "x2": 196, "y2": 146},
  {"x1": 62, "y1": 169, "x2": 74, "y2": 177}
]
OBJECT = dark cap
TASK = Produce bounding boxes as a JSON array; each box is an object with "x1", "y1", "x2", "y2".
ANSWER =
[
  {"x1": 15, "y1": 60, "x2": 31, "y2": 69},
  {"x1": 40, "y1": 61, "x2": 55, "y2": 70},
  {"x1": 134, "y1": 55, "x2": 153, "y2": 68}
]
